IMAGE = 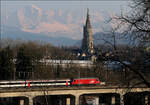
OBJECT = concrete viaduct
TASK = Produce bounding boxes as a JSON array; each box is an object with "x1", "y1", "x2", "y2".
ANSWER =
[{"x1": 0, "y1": 86, "x2": 150, "y2": 105}]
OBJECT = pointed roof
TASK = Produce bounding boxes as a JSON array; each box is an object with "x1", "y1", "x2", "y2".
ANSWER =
[
  {"x1": 85, "y1": 8, "x2": 92, "y2": 28},
  {"x1": 87, "y1": 8, "x2": 89, "y2": 18}
]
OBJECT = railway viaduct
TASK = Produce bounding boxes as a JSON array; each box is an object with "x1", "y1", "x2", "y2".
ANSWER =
[{"x1": 0, "y1": 86, "x2": 150, "y2": 105}]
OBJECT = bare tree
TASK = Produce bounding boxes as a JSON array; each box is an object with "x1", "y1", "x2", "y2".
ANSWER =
[
  {"x1": 118, "y1": 0, "x2": 150, "y2": 45},
  {"x1": 95, "y1": 0, "x2": 150, "y2": 87},
  {"x1": 114, "y1": 0, "x2": 150, "y2": 87}
]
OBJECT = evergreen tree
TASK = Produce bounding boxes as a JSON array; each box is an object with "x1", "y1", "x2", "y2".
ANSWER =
[
  {"x1": 0, "y1": 46, "x2": 15, "y2": 80},
  {"x1": 16, "y1": 45, "x2": 33, "y2": 79}
]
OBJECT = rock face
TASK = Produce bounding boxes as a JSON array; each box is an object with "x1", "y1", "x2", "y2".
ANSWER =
[{"x1": 82, "y1": 8, "x2": 94, "y2": 55}]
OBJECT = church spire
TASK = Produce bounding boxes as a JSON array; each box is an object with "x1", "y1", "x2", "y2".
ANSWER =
[
  {"x1": 87, "y1": 8, "x2": 89, "y2": 18},
  {"x1": 86, "y1": 8, "x2": 91, "y2": 28},
  {"x1": 82, "y1": 8, "x2": 94, "y2": 56}
]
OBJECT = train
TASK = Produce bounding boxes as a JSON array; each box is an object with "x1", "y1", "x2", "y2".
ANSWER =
[{"x1": 0, "y1": 78, "x2": 105, "y2": 88}]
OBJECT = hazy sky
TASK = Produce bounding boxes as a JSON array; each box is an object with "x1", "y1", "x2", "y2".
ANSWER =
[{"x1": 1, "y1": 1, "x2": 131, "y2": 40}]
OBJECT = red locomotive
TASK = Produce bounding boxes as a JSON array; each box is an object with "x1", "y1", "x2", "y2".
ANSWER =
[{"x1": 71, "y1": 78, "x2": 100, "y2": 85}]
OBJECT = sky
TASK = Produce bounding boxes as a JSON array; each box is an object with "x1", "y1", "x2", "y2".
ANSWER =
[{"x1": 1, "y1": 1, "x2": 131, "y2": 41}]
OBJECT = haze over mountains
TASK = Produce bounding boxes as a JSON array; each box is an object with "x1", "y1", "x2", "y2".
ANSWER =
[
  {"x1": 1, "y1": 4, "x2": 130, "y2": 46},
  {"x1": 2, "y1": 25, "x2": 78, "y2": 46},
  {"x1": 2, "y1": 25, "x2": 130, "y2": 46}
]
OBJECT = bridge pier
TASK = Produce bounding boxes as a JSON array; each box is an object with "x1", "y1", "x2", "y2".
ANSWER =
[
  {"x1": 111, "y1": 96, "x2": 115, "y2": 105},
  {"x1": 120, "y1": 94, "x2": 124, "y2": 105},
  {"x1": 28, "y1": 97, "x2": 33, "y2": 105},
  {"x1": 20, "y1": 99, "x2": 24, "y2": 105},
  {"x1": 145, "y1": 95, "x2": 149, "y2": 105},
  {"x1": 66, "y1": 98, "x2": 71, "y2": 105},
  {"x1": 75, "y1": 95, "x2": 80, "y2": 105},
  {"x1": 95, "y1": 97, "x2": 99, "y2": 105}
]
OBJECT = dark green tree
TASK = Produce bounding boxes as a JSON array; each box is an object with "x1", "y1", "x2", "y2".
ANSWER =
[
  {"x1": 0, "y1": 46, "x2": 15, "y2": 80},
  {"x1": 16, "y1": 42, "x2": 45, "y2": 79},
  {"x1": 16, "y1": 45, "x2": 34, "y2": 79}
]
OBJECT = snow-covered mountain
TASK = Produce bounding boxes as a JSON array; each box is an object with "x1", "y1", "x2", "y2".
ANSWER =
[
  {"x1": 1, "y1": 25, "x2": 78, "y2": 46},
  {"x1": 2, "y1": 4, "x2": 129, "y2": 46}
]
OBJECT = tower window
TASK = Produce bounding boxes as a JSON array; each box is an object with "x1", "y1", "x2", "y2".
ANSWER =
[{"x1": 90, "y1": 42, "x2": 93, "y2": 48}]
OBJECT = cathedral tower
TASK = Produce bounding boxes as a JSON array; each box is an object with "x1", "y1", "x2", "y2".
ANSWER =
[{"x1": 82, "y1": 8, "x2": 94, "y2": 55}]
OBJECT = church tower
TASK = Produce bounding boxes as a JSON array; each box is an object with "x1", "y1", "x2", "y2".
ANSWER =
[{"x1": 82, "y1": 8, "x2": 94, "y2": 55}]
